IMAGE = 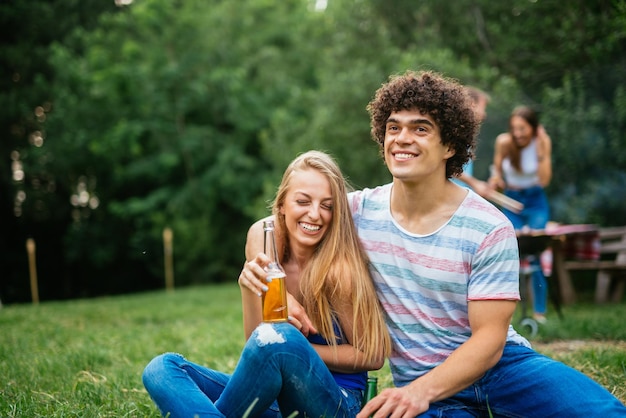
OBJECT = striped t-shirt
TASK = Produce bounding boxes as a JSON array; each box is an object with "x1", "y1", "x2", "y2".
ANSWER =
[{"x1": 348, "y1": 183, "x2": 530, "y2": 387}]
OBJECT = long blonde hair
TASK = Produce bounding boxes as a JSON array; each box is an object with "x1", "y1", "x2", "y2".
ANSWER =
[{"x1": 272, "y1": 151, "x2": 391, "y2": 364}]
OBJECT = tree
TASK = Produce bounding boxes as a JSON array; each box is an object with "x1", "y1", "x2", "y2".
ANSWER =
[
  {"x1": 37, "y1": 0, "x2": 331, "y2": 298},
  {"x1": 2, "y1": 0, "x2": 624, "y2": 303},
  {"x1": 0, "y1": 0, "x2": 118, "y2": 302}
]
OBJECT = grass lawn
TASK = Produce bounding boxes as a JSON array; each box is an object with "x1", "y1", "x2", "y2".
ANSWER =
[{"x1": 1, "y1": 283, "x2": 624, "y2": 417}]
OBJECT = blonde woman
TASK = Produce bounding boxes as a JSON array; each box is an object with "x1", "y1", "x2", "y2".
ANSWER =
[{"x1": 143, "y1": 150, "x2": 391, "y2": 418}]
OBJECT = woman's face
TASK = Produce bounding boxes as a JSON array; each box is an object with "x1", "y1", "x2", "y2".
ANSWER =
[
  {"x1": 279, "y1": 168, "x2": 333, "y2": 253},
  {"x1": 510, "y1": 115, "x2": 534, "y2": 148}
]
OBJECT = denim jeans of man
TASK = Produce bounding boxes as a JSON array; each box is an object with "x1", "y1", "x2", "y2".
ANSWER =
[
  {"x1": 142, "y1": 322, "x2": 362, "y2": 418},
  {"x1": 503, "y1": 185, "x2": 550, "y2": 315},
  {"x1": 419, "y1": 343, "x2": 626, "y2": 417}
]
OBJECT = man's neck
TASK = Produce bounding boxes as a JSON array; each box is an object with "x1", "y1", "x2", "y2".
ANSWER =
[{"x1": 390, "y1": 178, "x2": 468, "y2": 235}]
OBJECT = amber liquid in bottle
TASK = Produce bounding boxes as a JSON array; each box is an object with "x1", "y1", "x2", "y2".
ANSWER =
[{"x1": 262, "y1": 220, "x2": 289, "y2": 322}]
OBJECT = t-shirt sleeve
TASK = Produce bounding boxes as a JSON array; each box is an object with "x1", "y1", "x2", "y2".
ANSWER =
[{"x1": 467, "y1": 222, "x2": 521, "y2": 301}]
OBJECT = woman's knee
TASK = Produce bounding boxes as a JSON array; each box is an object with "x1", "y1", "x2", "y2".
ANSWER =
[
  {"x1": 248, "y1": 323, "x2": 307, "y2": 353},
  {"x1": 142, "y1": 352, "x2": 183, "y2": 387}
]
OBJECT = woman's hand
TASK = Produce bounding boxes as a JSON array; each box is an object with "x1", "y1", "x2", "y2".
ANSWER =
[
  {"x1": 239, "y1": 253, "x2": 317, "y2": 336},
  {"x1": 536, "y1": 124, "x2": 552, "y2": 187},
  {"x1": 238, "y1": 253, "x2": 270, "y2": 297},
  {"x1": 286, "y1": 293, "x2": 317, "y2": 337}
]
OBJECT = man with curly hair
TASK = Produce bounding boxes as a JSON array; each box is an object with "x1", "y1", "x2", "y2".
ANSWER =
[{"x1": 352, "y1": 70, "x2": 626, "y2": 417}]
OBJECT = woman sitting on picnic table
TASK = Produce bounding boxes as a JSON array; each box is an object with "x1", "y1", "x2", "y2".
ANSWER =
[{"x1": 142, "y1": 150, "x2": 391, "y2": 418}]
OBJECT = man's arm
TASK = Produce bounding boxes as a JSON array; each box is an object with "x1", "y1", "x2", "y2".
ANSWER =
[
  {"x1": 457, "y1": 172, "x2": 492, "y2": 198},
  {"x1": 358, "y1": 299, "x2": 516, "y2": 417}
]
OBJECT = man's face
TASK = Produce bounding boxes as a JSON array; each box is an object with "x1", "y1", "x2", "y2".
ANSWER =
[
  {"x1": 383, "y1": 109, "x2": 453, "y2": 182},
  {"x1": 473, "y1": 96, "x2": 488, "y2": 122}
]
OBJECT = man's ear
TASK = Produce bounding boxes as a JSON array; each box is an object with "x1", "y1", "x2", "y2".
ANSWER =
[{"x1": 444, "y1": 145, "x2": 456, "y2": 160}]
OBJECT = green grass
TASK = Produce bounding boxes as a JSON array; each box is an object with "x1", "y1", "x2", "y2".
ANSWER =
[
  {"x1": 1, "y1": 284, "x2": 624, "y2": 417},
  {"x1": 0, "y1": 284, "x2": 245, "y2": 417},
  {"x1": 511, "y1": 296, "x2": 626, "y2": 402}
]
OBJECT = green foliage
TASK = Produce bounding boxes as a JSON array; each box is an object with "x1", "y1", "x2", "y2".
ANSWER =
[
  {"x1": 367, "y1": 0, "x2": 626, "y2": 226},
  {"x1": 258, "y1": 0, "x2": 503, "y2": 198},
  {"x1": 0, "y1": 0, "x2": 120, "y2": 302},
  {"x1": 541, "y1": 73, "x2": 626, "y2": 225},
  {"x1": 42, "y1": 0, "x2": 320, "y2": 288},
  {"x1": 1, "y1": 0, "x2": 625, "y2": 301}
]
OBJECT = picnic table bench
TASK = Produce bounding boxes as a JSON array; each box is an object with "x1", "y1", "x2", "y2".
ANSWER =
[{"x1": 554, "y1": 225, "x2": 626, "y2": 304}]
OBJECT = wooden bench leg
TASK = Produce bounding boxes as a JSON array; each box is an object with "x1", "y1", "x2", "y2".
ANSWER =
[
  {"x1": 552, "y1": 240, "x2": 577, "y2": 304},
  {"x1": 594, "y1": 270, "x2": 611, "y2": 303},
  {"x1": 610, "y1": 275, "x2": 625, "y2": 303}
]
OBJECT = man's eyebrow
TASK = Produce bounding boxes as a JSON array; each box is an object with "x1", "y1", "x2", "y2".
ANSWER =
[{"x1": 386, "y1": 116, "x2": 435, "y2": 127}]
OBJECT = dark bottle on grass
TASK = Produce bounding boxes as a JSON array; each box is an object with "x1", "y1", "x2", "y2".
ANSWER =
[{"x1": 362, "y1": 376, "x2": 378, "y2": 408}]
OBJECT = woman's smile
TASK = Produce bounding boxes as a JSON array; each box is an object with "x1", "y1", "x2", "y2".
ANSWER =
[{"x1": 299, "y1": 222, "x2": 321, "y2": 233}]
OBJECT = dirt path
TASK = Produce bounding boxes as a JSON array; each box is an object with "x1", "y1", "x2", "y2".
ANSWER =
[{"x1": 532, "y1": 339, "x2": 626, "y2": 353}]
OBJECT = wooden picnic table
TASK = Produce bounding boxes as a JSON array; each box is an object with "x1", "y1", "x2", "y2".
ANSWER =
[{"x1": 517, "y1": 224, "x2": 601, "y2": 306}]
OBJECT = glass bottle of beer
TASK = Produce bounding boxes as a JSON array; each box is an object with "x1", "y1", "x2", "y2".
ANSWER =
[
  {"x1": 262, "y1": 220, "x2": 289, "y2": 322},
  {"x1": 362, "y1": 376, "x2": 378, "y2": 408}
]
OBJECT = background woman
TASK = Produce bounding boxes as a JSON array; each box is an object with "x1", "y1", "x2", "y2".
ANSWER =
[
  {"x1": 143, "y1": 150, "x2": 391, "y2": 417},
  {"x1": 489, "y1": 106, "x2": 552, "y2": 322}
]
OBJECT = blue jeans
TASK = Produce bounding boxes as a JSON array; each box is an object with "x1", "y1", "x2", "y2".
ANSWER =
[
  {"x1": 142, "y1": 322, "x2": 362, "y2": 418},
  {"x1": 504, "y1": 186, "x2": 550, "y2": 314},
  {"x1": 419, "y1": 344, "x2": 626, "y2": 417}
]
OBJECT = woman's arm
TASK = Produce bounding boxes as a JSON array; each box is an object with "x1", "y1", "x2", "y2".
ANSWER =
[
  {"x1": 488, "y1": 133, "x2": 509, "y2": 189},
  {"x1": 312, "y1": 313, "x2": 386, "y2": 373},
  {"x1": 311, "y1": 272, "x2": 386, "y2": 373},
  {"x1": 239, "y1": 220, "x2": 267, "y2": 339},
  {"x1": 536, "y1": 126, "x2": 552, "y2": 187},
  {"x1": 311, "y1": 342, "x2": 385, "y2": 373}
]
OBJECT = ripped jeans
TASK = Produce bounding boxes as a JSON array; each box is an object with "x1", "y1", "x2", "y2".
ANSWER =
[{"x1": 142, "y1": 322, "x2": 362, "y2": 418}]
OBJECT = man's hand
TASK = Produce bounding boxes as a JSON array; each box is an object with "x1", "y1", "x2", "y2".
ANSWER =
[{"x1": 357, "y1": 386, "x2": 429, "y2": 418}]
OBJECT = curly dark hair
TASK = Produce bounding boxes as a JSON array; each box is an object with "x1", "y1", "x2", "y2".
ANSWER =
[{"x1": 366, "y1": 70, "x2": 480, "y2": 179}]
